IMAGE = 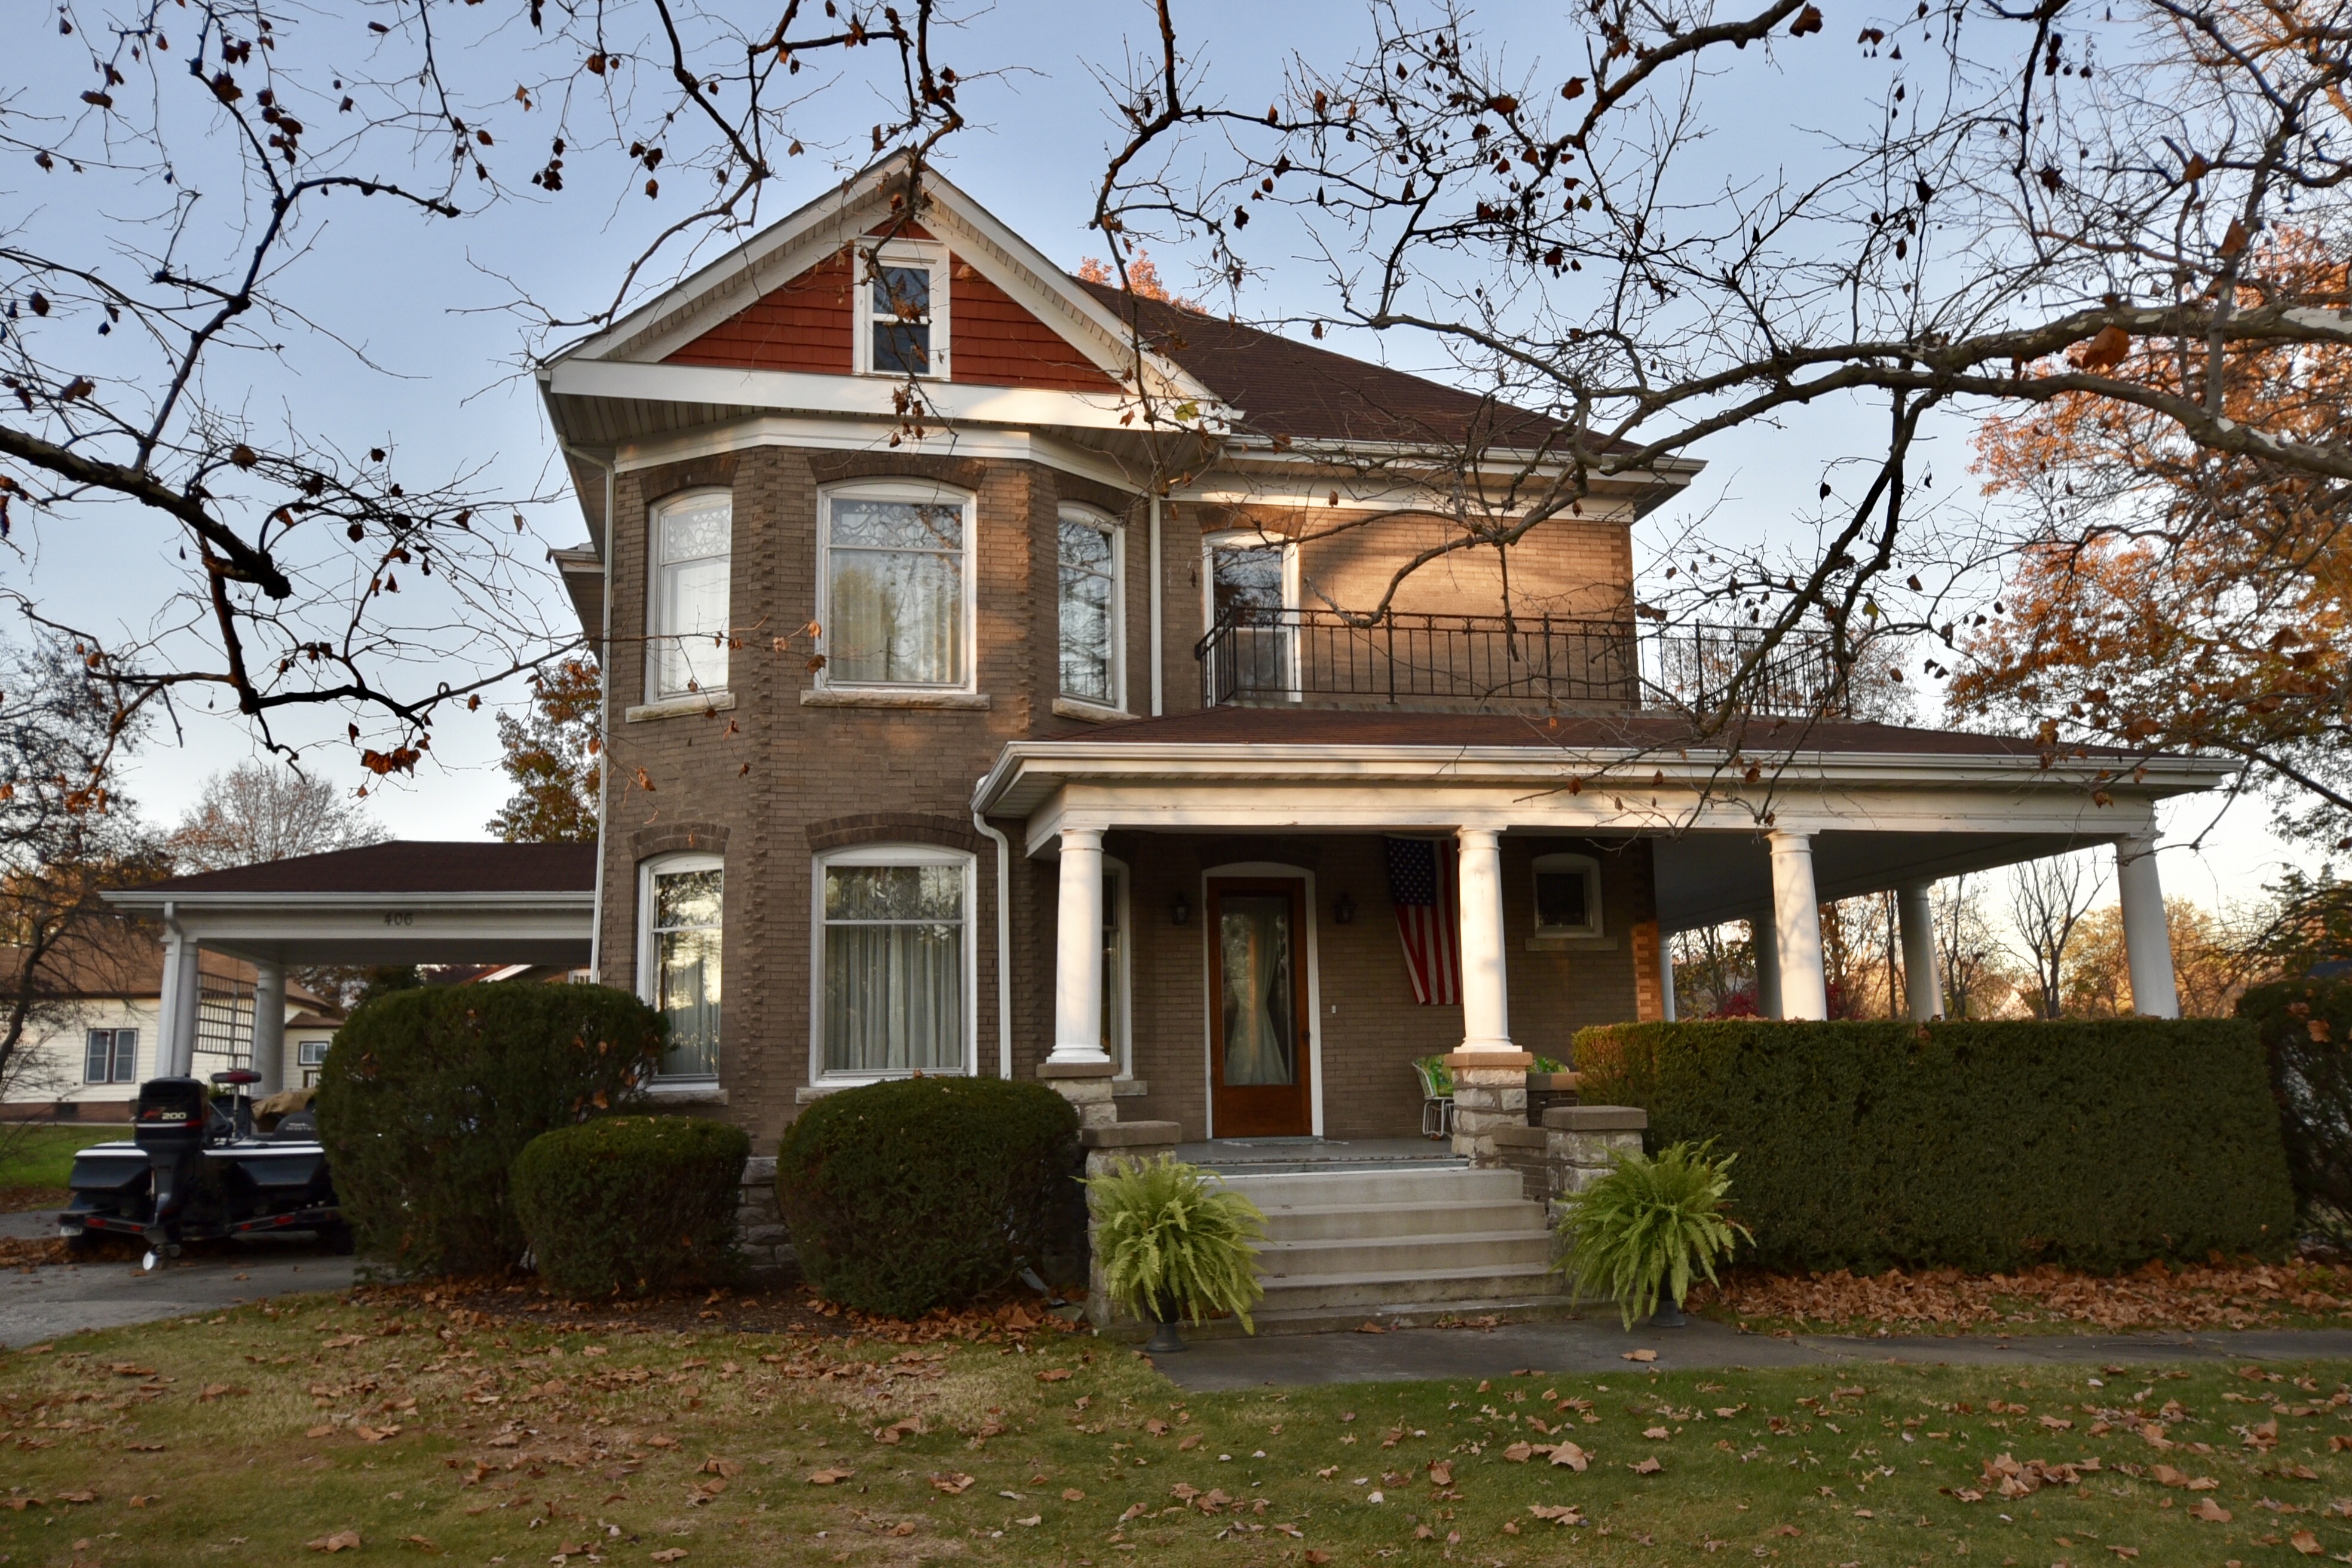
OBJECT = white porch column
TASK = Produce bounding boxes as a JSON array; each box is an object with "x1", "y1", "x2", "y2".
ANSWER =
[
  {"x1": 1048, "y1": 827, "x2": 1112, "y2": 1066},
  {"x1": 1898, "y1": 881, "x2": 1943, "y2": 1021},
  {"x1": 252, "y1": 960, "x2": 287, "y2": 1093},
  {"x1": 1455, "y1": 827, "x2": 1514, "y2": 1054},
  {"x1": 1769, "y1": 830, "x2": 1830, "y2": 1021},
  {"x1": 157, "y1": 925, "x2": 203, "y2": 1079},
  {"x1": 2116, "y1": 834, "x2": 2181, "y2": 1019},
  {"x1": 1752, "y1": 913, "x2": 1782, "y2": 1019},
  {"x1": 1661, "y1": 934, "x2": 1679, "y2": 1023}
]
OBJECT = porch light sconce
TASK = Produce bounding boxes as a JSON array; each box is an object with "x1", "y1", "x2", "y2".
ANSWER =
[
  {"x1": 1170, "y1": 891, "x2": 1192, "y2": 926},
  {"x1": 1333, "y1": 892, "x2": 1357, "y2": 925}
]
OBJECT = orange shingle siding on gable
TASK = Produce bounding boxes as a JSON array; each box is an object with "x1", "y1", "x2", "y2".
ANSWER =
[
  {"x1": 666, "y1": 247, "x2": 856, "y2": 374},
  {"x1": 664, "y1": 246, "x2": 1117, "y2": 391}
]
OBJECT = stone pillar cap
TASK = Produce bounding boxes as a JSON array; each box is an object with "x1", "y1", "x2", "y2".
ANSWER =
[
  {"x1": 1079, "y1": 1121, "x2": 1182, "y2": 1149},
  {"x1": 1543, "y1": 1104, "x2": 1649, "y2": 1132},
  {"x1": 1445, "y1": 1049, "x2": 1535, "y2": 1070},
  {"x1": 1039, "y1": 1059, "x2": 1118, "y2": 1079}
]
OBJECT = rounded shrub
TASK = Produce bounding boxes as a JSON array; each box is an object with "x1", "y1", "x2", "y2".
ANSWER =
[
  {"x1": 315, "y1": 983, "x2": 663, "y2": 1275},
  {"x1": 774, "y1": 1076, "x2": 1080, "y2": 1318},
  {"x1": 513, "y1": 1115, "x2": 750, "y2": 1297}
]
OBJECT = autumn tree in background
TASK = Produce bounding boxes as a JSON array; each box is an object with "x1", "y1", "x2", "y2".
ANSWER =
[
  {"x1": 2063, "y1": 896, "x2": 2254, "y2": 1018},
  {"x1": 1073, "y1": 249, "x2": 1202, "y2": 310},
  {"x1": 488, "y1": 659, "x2": 601, "y2": 844},
  {"x1": 168, "y1": 762, "x2": 387, "y2": 872},
  {"x1": 1961, "y1": 232, "x2": 2352, "y2": 845}
]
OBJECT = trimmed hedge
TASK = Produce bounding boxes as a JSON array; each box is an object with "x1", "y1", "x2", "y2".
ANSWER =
[
  {"x1": 1575, "y1": 1018, "x2": 2294, "y2": 1275},
  {"x1": 2239, "y1": 976, "x2": 2352, "y2": 1218},
  {"x1": 316, "y1": 984, "x2": 663, "y2": 1275},
  {"x1": 513, "y1": 1116, "x2": 749, "y2": 1297},
  {"x1": 775, "y1": 1077, "x2": 1080, "y2": 1318}
]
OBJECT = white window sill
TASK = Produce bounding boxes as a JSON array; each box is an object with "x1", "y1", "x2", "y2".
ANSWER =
[
  {"x1": 797, "y1": 1073, "x2": 971, "y2": 1104},
  {"x1": 626, "y1": 692, "x2": 736, "y2": 724},
  {"x1": 645, "y1": 1079, "x2": 728, "y2": 1104},
  {"x1": 1527, "y1": 933, "x2": 1615, "y2": 951},
  {"x1": 1052, "y1": 697, "x2": 1135, "y2": 724},
  {"x1": 801, "y1": 689, "x2": 990, "y2": 711}
]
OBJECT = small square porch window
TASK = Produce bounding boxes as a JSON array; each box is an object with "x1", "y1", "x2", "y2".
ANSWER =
[
  {"x1": 856, "y1": 242, "x2": 950, "y2": 378},
  {"x1": 1532, "y1": 853, "x2": 1603, "y2": 939}
]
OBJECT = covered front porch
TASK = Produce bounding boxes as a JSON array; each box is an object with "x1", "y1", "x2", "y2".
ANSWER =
[{"x1": 975, "y1": 706, "x2": 2237, "y2": 1152}]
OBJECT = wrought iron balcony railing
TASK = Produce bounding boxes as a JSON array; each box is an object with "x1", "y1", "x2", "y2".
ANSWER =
[{"x1": 1195, "y1": 605, "x2": 1852, "y2": 719}]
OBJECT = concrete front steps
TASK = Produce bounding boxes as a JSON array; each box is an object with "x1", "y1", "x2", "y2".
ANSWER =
[{"x1": 1198, "y1": 1163, "x2": 1572, "y2": 1336}]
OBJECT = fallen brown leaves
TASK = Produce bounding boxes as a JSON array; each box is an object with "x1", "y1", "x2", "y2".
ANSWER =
[{"x1": 1696, "y1": 1258, "x2": 2352, "y2": 1331}]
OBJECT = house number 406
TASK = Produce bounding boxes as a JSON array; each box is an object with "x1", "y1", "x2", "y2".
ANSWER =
[{"x1": 382, "y1": 911, "x2": 415, "y2": 927}]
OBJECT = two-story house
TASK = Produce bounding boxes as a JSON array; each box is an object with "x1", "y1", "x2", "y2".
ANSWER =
[{"x1": 537, "y1": 157, "x2": 2232, "y2": 1165}]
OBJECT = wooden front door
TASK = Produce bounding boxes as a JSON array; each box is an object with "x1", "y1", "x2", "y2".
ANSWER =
[{"x1": 1207, "y1": 877, "x2": 1313, "y2": 1137}]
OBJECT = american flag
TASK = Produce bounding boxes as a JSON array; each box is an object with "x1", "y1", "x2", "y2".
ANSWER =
[{"x1": 1385, "y1": 835, "x2": 1460, "y2": 1006}]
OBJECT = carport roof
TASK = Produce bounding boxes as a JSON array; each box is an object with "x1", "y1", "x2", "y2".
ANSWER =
[{"x1": 133, "y1": 840, "x2": 596, "y2": 896}]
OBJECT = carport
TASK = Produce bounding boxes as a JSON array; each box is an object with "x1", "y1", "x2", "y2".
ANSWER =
[{"x1": 103, "y1": 841, "x2": 597, "y2": 1091}]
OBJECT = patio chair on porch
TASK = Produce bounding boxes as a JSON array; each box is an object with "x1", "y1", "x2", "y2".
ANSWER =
[{"x1": 1414, "y1": 1055, "x2": 1455, "y2": 1140}]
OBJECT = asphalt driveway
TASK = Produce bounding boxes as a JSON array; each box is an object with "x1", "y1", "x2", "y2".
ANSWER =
[{"x1": 1, "y1": 1206, "x2": 355, "y2": 1348}]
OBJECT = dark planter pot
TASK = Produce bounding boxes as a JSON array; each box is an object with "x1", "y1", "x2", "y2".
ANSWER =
[
  {"x1": 1144, "y1": 1296, "x2": 1189, "y2": 1354},
  {"x1": 1648, "y1": 1296, "x2": 1689, "y2": 1328}
]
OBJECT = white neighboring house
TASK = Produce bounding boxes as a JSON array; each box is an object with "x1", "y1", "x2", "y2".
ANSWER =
[{"x1": 1, "y1": 934, "x2": 344, "y2": 1121}]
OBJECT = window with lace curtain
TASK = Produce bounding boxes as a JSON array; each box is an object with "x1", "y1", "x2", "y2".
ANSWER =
[
  {"x1": 817, "y1": 481, "x2": 974, "y2": 691},
  {"x1": 813, "y1": 846, "x2": 974, "y2": 1079},
  {"x1": 639, "y1": 853, "x2": 722, "y2": 1079},
  {"x1": 648, "y1": 491, "x2": 731, "y2": 702}
]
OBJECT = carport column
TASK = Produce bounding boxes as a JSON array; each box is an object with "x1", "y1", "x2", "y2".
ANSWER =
[
  {"x1": 1448, "y1": 827, "x2": 1530, "y2": 1165},
  {"x1": 1752, "y1": 912, "x2": 1782, "y2": 1019},
  {"x1": 157, "y1": 926, "x2": 203, "y2": 1079},
  {"x1": 1897, "y1": 881, "x2": 1943, "y2": 1020},
  {"x1": 252, "y1": 961, "x2": 287, "y2": 1092},
  {"x1": 1768, "y1": 830, "x2": 1830, "y2": 1021},
  {"x1": 2116, "y1": 834, "x2": 2181, "y2": 1019}
]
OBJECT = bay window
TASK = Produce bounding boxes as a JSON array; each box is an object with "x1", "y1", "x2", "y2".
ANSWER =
[
  {"x1": 819, "y1": 482, "x2": 973, "y2": 690},
  {"x1": 640, "y1": 854, "x2": 722, "y2": 1079},
  {"x1": 648, "y1": 491, "x2": 732, "y2": 701},
  {"x1": 814, "y1": 846, "x2": 974, "y2": 1079}
]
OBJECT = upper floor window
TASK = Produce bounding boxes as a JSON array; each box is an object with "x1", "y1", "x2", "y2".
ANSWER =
[
  {"x1": 1532, "y1": 852, "x2": 1603, "y2": 939},
  {"x1": 856, "y1": 241, "x2": 950, "y2": 379},
  {"x1": 819, "y1": 482, "x2": 974, "y2": 691},
  {"x1": 1203, "y1": 531, "x2": 1294, "y2": 699},
  {"x1": 650, "y1": 491, "x2": 731, "y2": 701},
  {"x1": 1058, "y1": 507, "x2": 1122, "y2": 707},
  {"x1": 815, "y1": 846, "x2": 973, "y2": 1079},
  {"x1": 640, "y1": 853, "x2": 723, "y2": 1079}
]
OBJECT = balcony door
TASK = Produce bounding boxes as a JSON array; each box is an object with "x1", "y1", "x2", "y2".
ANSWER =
[{"x1": 1206, "y1": 876, "x2": 1314, "y2": 1137}]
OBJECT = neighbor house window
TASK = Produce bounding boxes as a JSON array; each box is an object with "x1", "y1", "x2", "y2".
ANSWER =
[
  {"x1": 815, "y1": 846, "x2": 973, "y2": 1079},
  {"x1": 84, "y1": 1028, "x2": 136, "y2": 1085},
  {"x1": 1532, "y1": 852, "x2": 1603, "y2": 939},
  {"x1": 298, "y1": 1039, "x2": 330, "y2": 1087},
  {"x1": 856, "y1": 241, "x2": 949, "y2": 378},
  {"x1": 649, "y1": 491, "x2": 731, "y2": 701},
  {"x1": 819, "y1": 482, "x2": 973, "y2": 690},
  {"x1": 640, "y1": 854, "x2": 723, "y2": 1079},
  {"x1": 1058, "y1": 507, "x2": 1122, "y2": 706}
]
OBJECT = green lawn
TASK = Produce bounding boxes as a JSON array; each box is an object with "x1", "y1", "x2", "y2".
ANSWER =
[
  {"x1": 7, "y1": 1291, "x2": 2352, "y2": 1566},
  {"x1": 0, "y1": 1123, "x2": 120, "y2": 1192}
]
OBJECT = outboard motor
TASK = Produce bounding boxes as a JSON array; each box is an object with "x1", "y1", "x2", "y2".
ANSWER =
[{"x1": 131, "y1": 1076, "x2": 211, "y2": 1260}]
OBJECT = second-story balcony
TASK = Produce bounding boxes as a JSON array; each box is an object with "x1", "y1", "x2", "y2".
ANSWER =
[{"x1": 1196, "y1": 606, "x2": 1854, "y2": 719}]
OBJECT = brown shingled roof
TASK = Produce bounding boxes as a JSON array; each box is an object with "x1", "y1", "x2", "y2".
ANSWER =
[
  {"x1": 138, "y1": 841, "x2": 597, "y2": 897},
  {"x1": 1076, "y1": 280, "x2": 1568, "y2": 450},
  {"x1": 1070, "y1": 705, "x2": 2096, "y2": 758}
]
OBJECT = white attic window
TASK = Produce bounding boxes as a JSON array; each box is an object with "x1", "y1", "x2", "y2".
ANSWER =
[{"x1": 855, "y1": 239, "x2": 950, "y2": 379}]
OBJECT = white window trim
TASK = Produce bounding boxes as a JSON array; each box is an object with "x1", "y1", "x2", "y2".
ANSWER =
[
  {"x1": 1201, "y1": 529, "x2": 1300, "y2": 703},
  {"x1": 810, "y1": 844, "x2": 979, "y2": 1085},
  {"x1": 1531, "y1": 852, "x2": 1605, "y2": 939},
  {"x1": 815, "y1": 479, "x2": 980, "y2": 696},
  {"x1": 645, "y1": 487, "x2": 734, "y2": 705},
  {"x1": 637, "y1": 850, "x2": 725, "y2": 1082},
  {"x1": 852, "y1": 238, "x2": 951, "y2": 380},
  {"x1": 1058, "y1": 503, "x2": 1125, "y2": 712},
  {"x1": 1104, "y1": 854, "x2": 1134, "y2": 1080}
]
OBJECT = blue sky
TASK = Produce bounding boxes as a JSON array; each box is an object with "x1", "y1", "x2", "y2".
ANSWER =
[{"x1": 5, "y1": 0, "x2": 2300, "y2": 915}]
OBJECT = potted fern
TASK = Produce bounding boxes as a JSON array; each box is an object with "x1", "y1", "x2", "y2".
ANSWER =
[
  {"x1": 1554, "y1": 1141, "x2": 1750, "y2": 1329},
  {"x1": 1086, "y1": 1156, "x2": 1267, "y2": 1352}
]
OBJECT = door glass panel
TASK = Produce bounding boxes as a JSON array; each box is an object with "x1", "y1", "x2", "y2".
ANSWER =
[{"x1": 1218, "y1": 893, "x2": 1296, "y2": 1086}]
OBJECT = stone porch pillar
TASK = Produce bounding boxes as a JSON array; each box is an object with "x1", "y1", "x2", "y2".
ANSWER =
[
  {"x1": 1450, "y1": 826, "x2": 1530, "y2": 1163},
  {"x1": 1897, "y1": 881, "x2": 1942, "y2": 1021},
  {"x1": 158, "y1": 926, "x2": 203, "y2": 1079},
  {"x1": 1769, "y1": 830, "x2": 1830, "y2": 1021},
  {"x1": 1752, "y1": 912, "x2": 1782, "y2": 1019},
  {"x1": 252, "y1": 960, "x2": 287, "y2": 1093},
  {"x1": 2116, "y1": 834, "x2": 2181, "y2": 1019}
]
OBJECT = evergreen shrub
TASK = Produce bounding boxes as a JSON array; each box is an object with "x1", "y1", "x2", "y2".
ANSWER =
[
  {"x1": 512, "y1": 1115, "x2": 749, "y2": 1296},
  {"x1": 774, "y1": 1076, "x2": 1079, "y2": 1318},
  {"x1": 315, "y1": 984, "x2": 662, "y2": 1275},
  {"x1": 1575, "y1": 1017, "x2": 2293, "y2": 1274},
  {"x1": 2239, "y1": 976, "x2": 2352, "y2": 1219}
]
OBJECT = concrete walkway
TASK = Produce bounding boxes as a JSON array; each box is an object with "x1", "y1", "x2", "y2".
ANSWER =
[
  {"x1": 1, "y1": 1233, "x2": 355, "y2": 1348},
  {"x1": 1156, "y1": 1314, "x2": 2352, "y2": 1391}
]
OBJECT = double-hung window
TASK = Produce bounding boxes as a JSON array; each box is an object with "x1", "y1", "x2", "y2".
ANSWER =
[
  {"x1": 1058, "y1": 507, "x2": 1122, "y2": 707},
  {"x1": 640, "y1": 854, "x2": 723, "y2": 1079},
  {"x1": 1202, "y1": 532, "x2": 1295, "y2": 699},
  {"x1": 819, "y1": 482, "x2": 973, "y2": 690},
  {"x1": 856, "y1": 241, "x2": 949, "y2": 378},
  {"x1": 649, "y1": 491, "x2": 732, "y2": 701},
  {"x1": 815, "y1": 847, "x2": 973, "y2": 1079},
  {"x1": 1532, "y1": 853, "x2": 1604, "y2": 939},
  {"x1": 84, "y1": 1028, "x2": 136, "y2": 1085}
]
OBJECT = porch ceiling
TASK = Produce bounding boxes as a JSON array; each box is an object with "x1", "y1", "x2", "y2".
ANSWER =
[{"x1": 1652, "y1": 828, "x2": 2109, "y2": 932}]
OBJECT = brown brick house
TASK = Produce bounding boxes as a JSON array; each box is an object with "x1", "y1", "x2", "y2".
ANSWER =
[{"x1": 537, "y1": 156, "x2": 2232, "y2": 1160}]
